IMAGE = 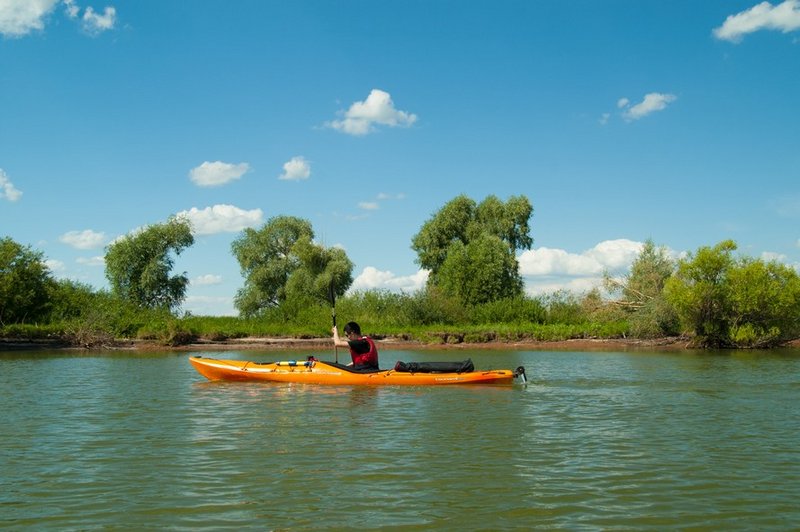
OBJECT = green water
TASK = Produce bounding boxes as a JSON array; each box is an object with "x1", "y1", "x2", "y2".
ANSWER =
[{"x1": 1, "y1": 349, "x2": 798, "y2": 530}]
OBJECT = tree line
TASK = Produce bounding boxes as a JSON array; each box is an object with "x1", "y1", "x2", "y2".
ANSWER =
[{"x1": 2, "y1": 194, "x2": 800, "y2": 348}]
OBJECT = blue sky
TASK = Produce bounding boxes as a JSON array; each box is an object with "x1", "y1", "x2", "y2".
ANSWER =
[{"x1": 2, "y1": 0, "x2": 799, "y2": 316}]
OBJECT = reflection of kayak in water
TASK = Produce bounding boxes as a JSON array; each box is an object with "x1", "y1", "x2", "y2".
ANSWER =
[{"x1": 189, "y1": 356, "x2": 527, "y2": 386}]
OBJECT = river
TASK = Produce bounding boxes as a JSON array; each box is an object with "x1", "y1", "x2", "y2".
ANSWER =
[{"x1": 1, "y1": 348, "x2": 798, "y2": 530}]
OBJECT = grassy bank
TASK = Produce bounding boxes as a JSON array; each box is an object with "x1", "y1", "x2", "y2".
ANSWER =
[{"x1": 0, "y1": 291, "x2": 632, "y2": 348}]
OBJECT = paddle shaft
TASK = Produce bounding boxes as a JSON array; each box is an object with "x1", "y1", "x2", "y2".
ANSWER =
[{"x1": 329, "y1": 281, "x2": 338, "y2": 364}]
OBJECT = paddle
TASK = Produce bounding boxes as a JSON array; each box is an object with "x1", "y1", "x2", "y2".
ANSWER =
[{"x1": 327, "y1": 280, "x2": 338, "y2": 363}]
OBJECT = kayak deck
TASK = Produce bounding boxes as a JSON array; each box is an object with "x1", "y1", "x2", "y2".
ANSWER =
[{"x1": 189, "y1": 356, "x2": 526, "y2": 386}]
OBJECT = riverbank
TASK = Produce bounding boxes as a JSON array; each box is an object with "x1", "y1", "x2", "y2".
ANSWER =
[
  {"x1": 4, "y1": 335, "x2": 799, "y2": 352},
  {"x1": 0, "y1": 335, "x2": 699, "y2": 352}
]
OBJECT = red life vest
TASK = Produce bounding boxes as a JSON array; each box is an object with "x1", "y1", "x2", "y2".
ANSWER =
[{"x1": 348, "y1": 335, "x2": 379, "y2": 368}]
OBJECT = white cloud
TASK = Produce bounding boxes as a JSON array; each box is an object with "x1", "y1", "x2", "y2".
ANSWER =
[
  {"x1": 183, "y1": 295, "x2": 237, "y2": 316},
  {"x1": 326, "y1": 89, "x2": 417, "y2": 136},
  {"x1": 0, "y1": 168, "x2": 22, "y2": 201},
  {"x1": 177, "y1": 204, "x2": 263, "y2": 235},
  {"x1": 189, "y1": 161, "x2": 250, "y2": 187},
  {"x1": 714, "y1": 0, "x2": 800, "y2": 42},
  {"x1": 192, "y1": 274, "x2": 223, "y2": 286},
  {"x1": 0, "y1": 0, "x2": 58, "y2": 37},
  {"x1": 77, "y1": 256, "x2": 105, "y2": 266},
  {"x1": 620, "y1": 93, "x2": 677, "y2": 121},
  {"x1": 525, "y1": 277, "x2": 606, "y2": 297},
  {"x1": 64, "y1": 0, "x2": 79, "y2": 18},
  {"x1": 599, "y1": 113, "x2": 610, "y2": 125},
  {"x1": 45, "y1": 259, "x2": 65, "y2": 273},
  {"x1": 617, "y1": 98, "x2": 630, "y2": 109},
  {"x1": 278, "y1": 156, "x2": 311, "y2": 181},
  {"x1": 59, "y1": 229, "x2": 107, "y2": 249},
  {"x1": 377, "y1": 192, "x2": 406, "y2": 200},
  {"x1": 0, "y1": 0, "x2": 116, "y2": 37},
  {"x1": 358, "y1": 201, "x2": 379, "y2": 210},
  {"x1": 81, "y1": 5, "x2": 115, "y2": 34},
  {"x1": 761, "y1": 251, "x2": 787, "y2": 262},
  {"x1": 584, "y1": 239, "x2": 644, "y2": 271},
  {"x1": 518, "y1": 239, "x2": 645, "y2": 295},
  {"x1": 350, "y1": 267, "x2": 428, "y2": 293}
]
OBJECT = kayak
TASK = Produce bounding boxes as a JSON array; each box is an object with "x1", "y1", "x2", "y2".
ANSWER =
[{"x1": 189, "y1": 356, "x2": 527, "y2": 386}]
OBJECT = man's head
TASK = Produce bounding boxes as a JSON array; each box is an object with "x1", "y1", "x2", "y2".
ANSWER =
[{"x1": 343, "y1": 321, "x2": 361, "y2": 337}]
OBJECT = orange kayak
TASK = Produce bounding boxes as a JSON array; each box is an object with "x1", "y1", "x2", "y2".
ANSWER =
[{"x1": 189, "y1": 356, "x2": 526, "y2": 386}]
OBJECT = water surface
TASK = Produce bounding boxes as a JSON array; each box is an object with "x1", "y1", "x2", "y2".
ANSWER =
[{"x1": 1, "y1": 349, "x2": 798, "y2": 529}]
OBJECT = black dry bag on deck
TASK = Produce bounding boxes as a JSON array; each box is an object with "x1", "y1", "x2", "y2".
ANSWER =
[{"x1": 393, "y1": 358, "x2": 474, "y2": 373}]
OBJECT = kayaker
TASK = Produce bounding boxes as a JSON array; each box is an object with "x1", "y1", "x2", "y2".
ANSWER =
[{"x1": 332, "y1": 321, "x2": 379, "y2": 370}]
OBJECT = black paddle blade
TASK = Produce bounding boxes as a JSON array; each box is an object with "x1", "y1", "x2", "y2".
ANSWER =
[
  {"x1": 327, "y1": 280, "x2": 337, "y2": 327},
  {"x1": 327, "y1": 280, "x2": 336, "y2": 306}
]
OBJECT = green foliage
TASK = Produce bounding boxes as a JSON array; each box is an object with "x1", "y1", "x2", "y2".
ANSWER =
[
  {"x1": 541, "y1": 290, "x2": 586, "y2": 325},
  {"x1": 47, "y1": 279, "x2": 101, "y2": 322},
  {"x1": 104, "y1": 217, "x2": 194, "y2": 311},
  {"x1": 232, "y1": 216, "x2": 353, "y2": 317},
  {"x1": 411, "y1": 194, "x2": 533, "y2": 304},
  {"x1": 605, "y1": 239, "x2": 679, "y2": 338},
  {"x1": 436, "y1": 234, "x2": 523, "y2": 304},
  {"x1": 468, "y1": 296, "x2": 546, "y2": 324},
  {"x1": 0, "y1": 237, "x2": 54, "y2": 324},
  {"x1": 664, "y1": 240, "x2": 800, "y2": 347},
  {"x1": 725, "y1": 258, "x2": 800, "y2": 347}
]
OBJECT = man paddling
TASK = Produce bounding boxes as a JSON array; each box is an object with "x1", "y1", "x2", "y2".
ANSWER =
[{"x1": 332, "y1": 321, "x2": 379, "y2": 370}]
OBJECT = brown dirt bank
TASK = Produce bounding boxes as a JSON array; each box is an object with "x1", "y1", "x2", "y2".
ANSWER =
[{"x1": 4, "y1": 336, "x2": 799, "y2": 352}]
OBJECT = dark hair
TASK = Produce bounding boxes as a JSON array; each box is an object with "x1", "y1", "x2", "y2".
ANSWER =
[{"x1": 343, "y1": 321, "x2": 361, "y2": 335}]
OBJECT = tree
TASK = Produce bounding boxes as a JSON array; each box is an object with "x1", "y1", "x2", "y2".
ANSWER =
[
  {"x1": 104, "y1": 217, "x2": 194, "y2": 311},
  {"x1": 664, "y1": 240, "x2": 800, "y2": 347},
  {"x1": 231, "y1": 216, "x2": 353, "y2": 317},
  {"x1": 436, "y1": 234, "x2": 523, "y2": 305},
  {"x1": 604, "y1": 239, "x2": 678, "y2": 337},
  {"x1": 411, "y1": 194, "x2": 533, "y2": 304},
  {"x1": 664, "y1": 240, "x2": 737, "y2": 346},
  {"x1": 0, "y1": 237, "x2": 54, "y2": 324}
]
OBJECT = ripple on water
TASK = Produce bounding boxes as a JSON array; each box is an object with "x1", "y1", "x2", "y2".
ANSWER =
[{"x1": 1, "y1": 350, "x2": 798, "y2": 529}]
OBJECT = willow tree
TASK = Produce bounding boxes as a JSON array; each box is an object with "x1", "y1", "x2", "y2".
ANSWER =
[
  {"x1": 664, "y1": 240, "x2": 800, "y2": 347},
  {"x1": 411, "y1": 194, "x2": 533, "y2": 304},
  {"x1": 231, "y1": 216, "x2": 353, "y2": 317},
  {"x1": 604, "y1": 239, "x2": 678, "y2": 337},
  {"x1": 104, "y1": 217, "x2": 194, "y2": 311},
  {"x1": 0, "y1": 237, "x2": 54, "y2": 324}
]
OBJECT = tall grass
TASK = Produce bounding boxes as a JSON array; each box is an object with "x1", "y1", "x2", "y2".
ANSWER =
[{"x1": 1, "y1": 288, "x2": 631, "y2": 347}]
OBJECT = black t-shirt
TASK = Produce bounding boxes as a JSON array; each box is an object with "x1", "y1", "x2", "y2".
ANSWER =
[{"x1": 347, "y1": 338, "x2": 371, "y2": 354}]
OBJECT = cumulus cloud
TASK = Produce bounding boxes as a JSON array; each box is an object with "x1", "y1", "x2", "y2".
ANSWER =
[
  {"x1": 0, "y1": 0, "x2": 116, "y2": 37},
  {"x1": 518, "y1": 239, "x2": 645, "y2": 295},
  {"x1": 350, "y1": 267, "x2": 428, "y2": 293},
  {"x1": 189, "y1": 161, "x2": 250, "y2": 187},
  {"x1": 77, "y1": 256, "x2": 105, "y2": 266},
  {"x1": 326, "y1": 89, "x2": 417, "y2": 136},
  {"x1": 192, "y1": 274, "x2": 223, "y2": 286},
  {"x1": 619, "y1": 93, "x2": 677, "y2": 121},
  {"x1": 278, "y1": 156, "x2": 311, "y2": 181},
  {"x1": 45, "y1": 259, "x2": 65, "y2": 273},
  {"x1": 761, "y1": 251, "x2": 788, "y2": 262},
  {"x1": 713, "y1": 0, "x2": 800, "y2": 42},
  {"x1": 176, "y1": 204, "x2": 263, "y2": 235},
  {"x1": 183, "y1": 295, "x2": 237, "y2": 316},
  {"x1": 358, "y1": 201, "x2": 379, "y2": 211},
  {"x1": 59, "y1": 229, "x2": 107, "y2": 249},
  {"x1": 0, "y1": 169, "x2": 22, "y2": 201},
  {"x1": 0, "y1": 0, "x2": 57, "y2": 37},
  {"x1": 81, "y1": 5, "x2": 115, "y2": 34}
]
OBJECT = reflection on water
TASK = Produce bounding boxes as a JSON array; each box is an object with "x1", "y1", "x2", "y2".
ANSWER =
[{"x1": 1, "y1": 349, "x2": 798, "y2": 529}]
